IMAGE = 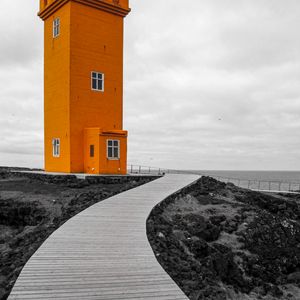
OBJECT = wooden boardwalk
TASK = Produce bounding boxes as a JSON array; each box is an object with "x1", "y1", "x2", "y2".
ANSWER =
[{"x1": 8, "y1": 174, "x2": 199, "y2": 300}]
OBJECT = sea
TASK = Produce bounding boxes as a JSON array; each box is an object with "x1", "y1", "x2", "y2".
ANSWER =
[
  {"x1": 130, "y1": 165, "x2": 300, "y2": 191},
  {"x1": 198, "y1": 170, "x2": 300, "y2": 183},
  {"x1": 192, "y1": 170, "x2": 300, "y2": 192}
]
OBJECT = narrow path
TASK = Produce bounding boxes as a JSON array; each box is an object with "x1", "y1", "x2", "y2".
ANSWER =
[{"x1": 8, "y1": 174, "x2": 199, "y2": 300}]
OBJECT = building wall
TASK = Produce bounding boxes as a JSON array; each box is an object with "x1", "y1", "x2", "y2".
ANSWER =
[
  {"x1": 41, "y1": 0, "x2": 129, "y2": 174},
  {"x1": 98, "y1": 134, "x2": 127, "y2": 175},
  {"x1": 69, "y1": 1, "x2": 125, "y2": 172},
  {"x1": 102, "y1": 0, "x2": 129, "y2": 9},
  {"x1": 84, "y1": 129, "x2": 127, "y2": 175},
  {"x1": 44, "y1": 2, "x2": 71, "y2": 172},
  {"x1": 83, "y1": 128, "x2": 100, "y2": 174}
]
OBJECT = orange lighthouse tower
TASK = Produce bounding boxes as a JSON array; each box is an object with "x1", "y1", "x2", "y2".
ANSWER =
[{"x1": 38, "y1": 0, "x2": 130, "y2": 174}]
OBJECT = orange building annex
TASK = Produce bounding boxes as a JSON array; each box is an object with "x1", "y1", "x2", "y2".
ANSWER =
[{"x1": 38, "y1": 0, "x2": 131, "y2": 175}]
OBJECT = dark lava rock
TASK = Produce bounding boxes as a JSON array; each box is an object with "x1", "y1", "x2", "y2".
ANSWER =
[
  {"x1": 147, "y1": 176, "x2": 300, "y2": 300},
  {"x1": 0, "y1": 171, "x2": 158, "y2": 300},
  {"x1": 234, "y1": 190, "x2": 300, "y2": 221},
  {"x1": 209, "y1": 215, "x2": 226, "y2": 226},
  {"x1": 172, "y1": 214, "x2": 221, "y2": 242},
  {"x1": 0, "y1": 200, "x2": 47, "y2": 227},
  {"x1": 287, "y1": 272, "x2": 300, "y2": 283}
]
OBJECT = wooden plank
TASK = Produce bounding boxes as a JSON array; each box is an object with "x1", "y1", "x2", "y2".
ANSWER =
[{"x1": 8, "y1": 174, "x2": 199, "y2": 300}]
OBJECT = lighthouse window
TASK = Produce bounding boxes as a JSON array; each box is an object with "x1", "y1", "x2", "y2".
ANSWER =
[
  {"x1": 107, "y1": 140, "x2": 120, "y2": 159},
  {"x1": 90, "y1": 145, "x2": 95, "y2": 158},
  {"x1": 91, "y1": 72, "x2": 104, "y2": 91},
  {"x1": 53, "y1": 18, "x2": 60, "y2": 38},
  {"x1": 52, "y1": 138, "x2": 60, "y2": 157}
]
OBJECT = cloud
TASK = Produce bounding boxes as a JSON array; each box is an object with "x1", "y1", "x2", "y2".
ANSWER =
[
  {"x1": 0, "y1": 0, "x2": 299, "y2": 170},
  {"x1": 0, "y1": 0, "x2": 43, "y2": 167},
  {"x1": 124, "y1": 0, "x2": 300, "y2": 170},
  {"x1": 0, "y1": 0, "x2": 43, "y2": 66}
]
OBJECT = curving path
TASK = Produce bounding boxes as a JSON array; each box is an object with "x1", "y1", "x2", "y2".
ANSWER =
[{"x1": 8, "y1": 174, "x2": 199, "y2": 300}]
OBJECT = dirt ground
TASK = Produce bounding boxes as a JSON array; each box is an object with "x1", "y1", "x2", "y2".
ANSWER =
[
  {"x1": 0, "y1": 169, "x2": 157, "y2": 300},
  {"x1": 147, "y1": 177, "x2": 300, "y2": 300}
]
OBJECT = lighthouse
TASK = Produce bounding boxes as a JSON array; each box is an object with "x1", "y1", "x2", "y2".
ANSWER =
[{"x1": 38, "y1": 0, "x2": 130, "y2": 174}]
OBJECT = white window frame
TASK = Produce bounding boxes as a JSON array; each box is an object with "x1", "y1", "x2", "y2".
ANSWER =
[
  {"x1": 107, "y1": 139, "x2": 120, "y2": 160},
  {"x1": 91, "y1": 71, "x2": 105, "y2": 92},
  {"x1": 52, "y1": 138, "x2": 60, "y2": 158},
  {"x1": 53, "y1": 17, "x2": 60, "y2": 38}
]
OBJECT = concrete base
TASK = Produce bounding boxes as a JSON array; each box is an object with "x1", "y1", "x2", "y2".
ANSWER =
[{"x1": 12, "y1": 170, "x2": 161, "y2": 179}]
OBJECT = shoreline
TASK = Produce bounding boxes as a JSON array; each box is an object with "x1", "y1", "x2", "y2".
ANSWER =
[
  {"x1": 147, "y1": 177, "x2": 300, "y2": 300},
  {"x1": 0, "y1": 170, "x2": 157, "y2": 300}
]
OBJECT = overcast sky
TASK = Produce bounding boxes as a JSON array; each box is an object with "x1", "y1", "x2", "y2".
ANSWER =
[{"x1": 0, "y1": 0, "x2": 299, "y2": 170}]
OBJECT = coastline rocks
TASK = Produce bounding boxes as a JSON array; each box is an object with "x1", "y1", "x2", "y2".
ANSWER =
[
  {"x1": 287, "y1": 272, "x2": 300, "y2": 283},
  {"x1": 0, "y1": 172, "x2": 157, "y2": 300},
  {"x1": 0, "y1": 200, "x2": 47, "y2": 227},
  {"x1": 147, "y1": 176, "x2": 300, "y2": 300}
]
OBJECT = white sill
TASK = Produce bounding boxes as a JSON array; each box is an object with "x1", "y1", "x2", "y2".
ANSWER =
[{"x1": 91, "y1": 88, "x2": 104, "y2": 92}]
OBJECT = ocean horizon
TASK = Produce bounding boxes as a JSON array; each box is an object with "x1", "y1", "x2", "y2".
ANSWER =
[{"x1": 196, "y1": 170, "x2": 300, "y2": 183}]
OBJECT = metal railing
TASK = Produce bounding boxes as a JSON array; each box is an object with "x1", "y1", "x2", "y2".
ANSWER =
[
  {"x1": 127, "y1": 164, "x2": 171, "y2": 176},
  {"x1": 127, "y1": 164, "x2": 198, "y2": 176},
  {"x1": 127, "y1": 165, "x2": 300, "y2": 193},
  {"x1": 208, "y1": 176, "x2": 300, "y2": 193}
]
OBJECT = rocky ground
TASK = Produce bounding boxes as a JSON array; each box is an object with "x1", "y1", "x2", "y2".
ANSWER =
[
  {"x1": 147, "y1": 177, "x2": 300, "y2": 300},
  {"x1": 0, "y1": 168, "x2": 157, "y2": 300}
]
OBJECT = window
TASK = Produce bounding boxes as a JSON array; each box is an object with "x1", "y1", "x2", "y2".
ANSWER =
[
  {"x1": 107, "y1": 140, "x2": 120, "y2": 159},
  {"x1": 91, "y1": 72, "x2": 104, "y2": 91},
  {"x1": 52, "y1": 138, "x2": 60, "y2": 157},
  {"x1": 53, "y1": 18, "x2": 60, "y2": 38},
  {"x1": 90, "y1": 145, "x2": 95, "y2": 158}
]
